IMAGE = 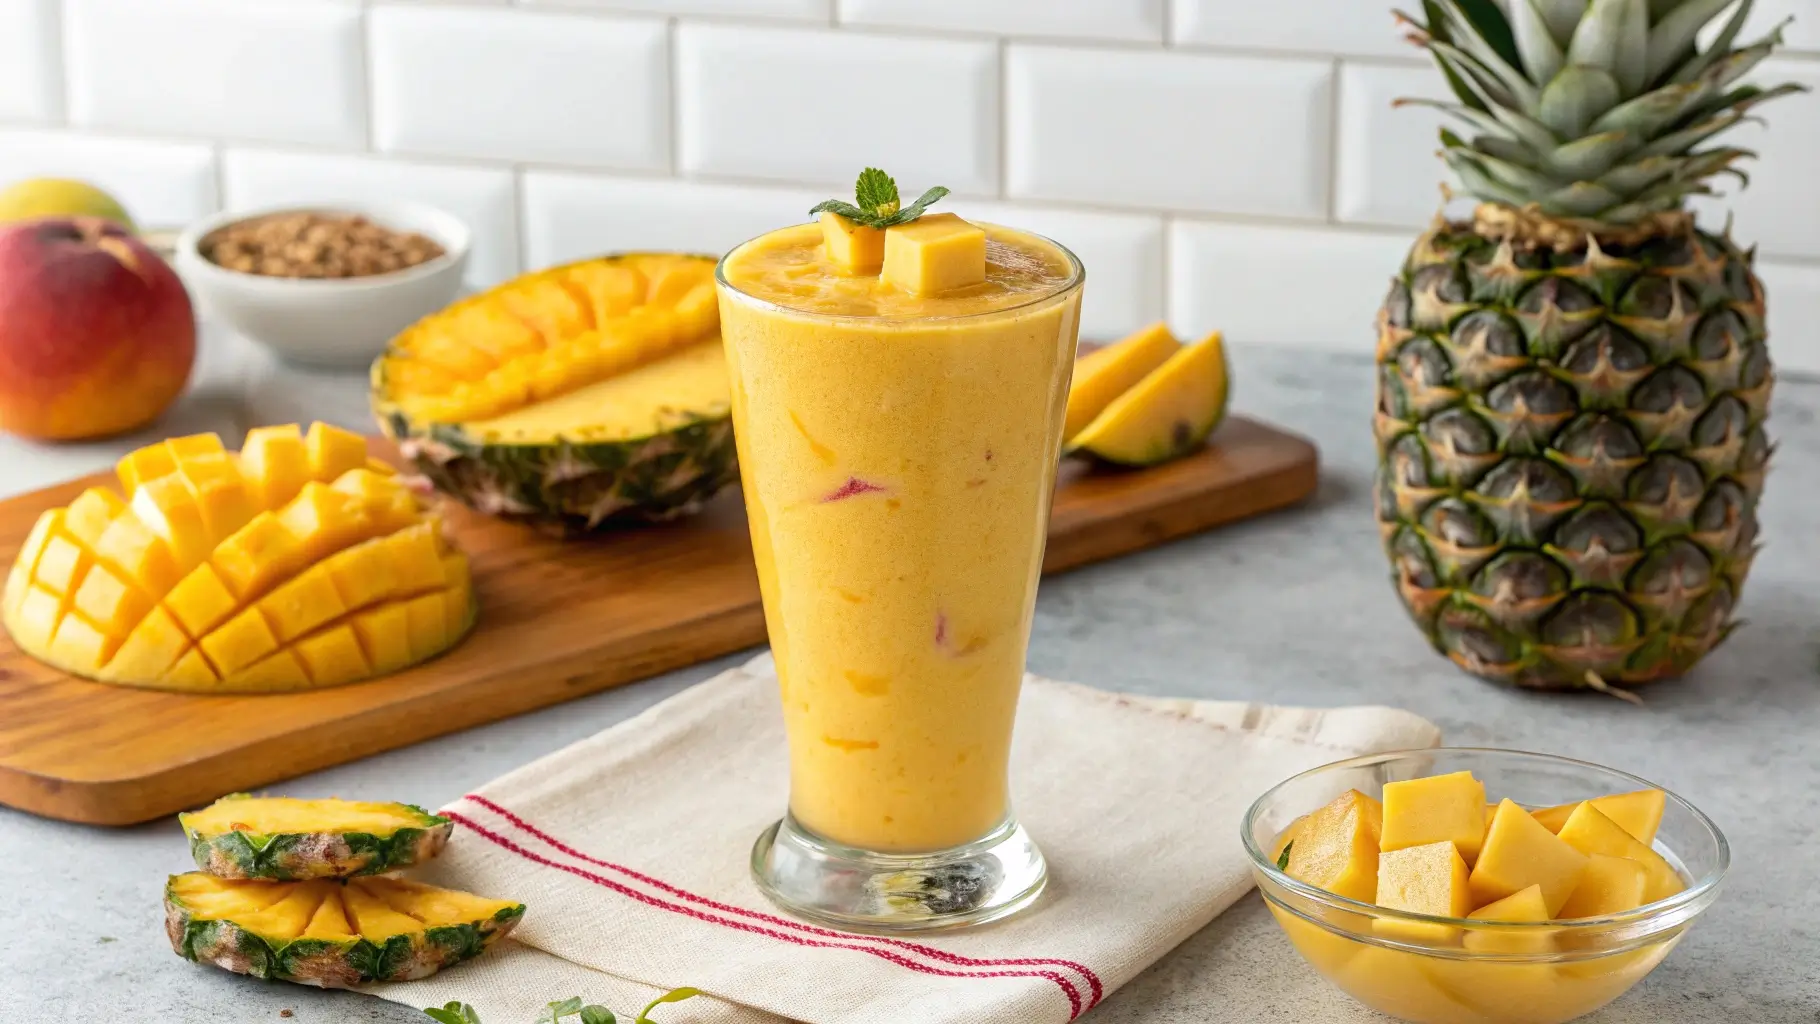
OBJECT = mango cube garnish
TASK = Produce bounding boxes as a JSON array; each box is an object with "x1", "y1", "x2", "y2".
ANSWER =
[
  {"x1": 1375, "y1": 840, "x2": 1471, "y2": 943},
  {"x1": 881, "y1": 213, "x2": 986, "y2": 295},
  {"x1": 1557, "y1": 853, "x2": 1649, "y2": 919},
  {"x1": 1381, "y1": 770, "x2": 1488, "y2": 864},
  {"x1": 818, "y1": 211, "x2": 884, "y2": 273},
  {"x1": 1469, "y1": 799, "x2": 1588, "y2": 915},
  {"x1": 1283, "y1": 788, "x2": 1381, "y2": 903}
]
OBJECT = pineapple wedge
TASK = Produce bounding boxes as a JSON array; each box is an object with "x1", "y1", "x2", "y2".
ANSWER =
[
  {"x1": 0, "y1": 422, "x2": 478, "y2": 694},
  {"x1": 165, "y1": 872, "x2": 523, "y2": 987},
  {"x1": 180, "y1": 794, "x2": 453, "y2": 880}
]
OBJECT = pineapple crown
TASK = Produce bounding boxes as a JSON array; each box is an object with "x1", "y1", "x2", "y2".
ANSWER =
[{"x1": 1396, "y1": 0, "x2": 1808, "y2": 227}]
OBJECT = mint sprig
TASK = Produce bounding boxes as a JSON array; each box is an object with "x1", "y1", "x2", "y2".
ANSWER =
[
  {"x1": 810, "y1": 167, "x2": 950, "y2": 229},
  {"x1": 1276, "y1": 841, "x2": 1293, "y2": 871},
  {"x1": 425, "y1": 987, "x2": 700, "y2": 1024}
]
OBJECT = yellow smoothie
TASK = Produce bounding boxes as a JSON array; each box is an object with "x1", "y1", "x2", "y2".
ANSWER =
[{"x1": 719, "y1": 221, "x2": 1082, "y2": 853}]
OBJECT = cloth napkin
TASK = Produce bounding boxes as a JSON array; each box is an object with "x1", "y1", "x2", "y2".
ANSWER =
[{"x1": 370, "y1": 653, "x2": 1439, "y2": 1023}]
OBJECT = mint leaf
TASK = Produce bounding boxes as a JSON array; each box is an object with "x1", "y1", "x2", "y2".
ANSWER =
[
  {"x1": 579, "y1": 1007, "x2": 617, "y2": 1024},
  {"x1": 854, "y1": 168, "x2": 899, "y2": 217},
  {"x1": 637, "y1": 988, "x2": 703, "y2": 1023},
  {"x1": 423, "y1": 1003, "x2": 479, "y2": 1024},
  {"x1": 538, "y1": 998, "x2": 585, "y2": 1023},
  {"x1": 808, "y1": 199, "x2": 868, "y2": 221},
  {"x1": 878, "y1": 186, "x2": 951, "y2": 227},
  {"x1": 1277, "y1": 841, "x2": 1293, "y2": 871}
]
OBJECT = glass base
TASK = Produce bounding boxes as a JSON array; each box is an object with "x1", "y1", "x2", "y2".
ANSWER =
[{"x1": 750, "y1": 813, "x2": 1047, "y2": 933}]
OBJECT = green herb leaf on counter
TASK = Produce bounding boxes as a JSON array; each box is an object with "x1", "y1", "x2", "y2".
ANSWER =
[
  {"x1": 1277, "y1": 842, "x2": 1293, "y2": 871},
  {"x1": 424, "y1": 988, "x2": 699, "y2": 1024},
  {"x1": 810, "y1": 168, "x2": 950, "y2": 230}
]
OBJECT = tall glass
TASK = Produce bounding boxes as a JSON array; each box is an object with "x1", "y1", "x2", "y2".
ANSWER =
[{"x1": 717, "y1": 223, "x2": 1083, "y2": 931}]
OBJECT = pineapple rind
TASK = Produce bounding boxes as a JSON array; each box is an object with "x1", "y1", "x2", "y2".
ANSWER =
[
  {"x1": 164, "y1": 875, "x2": 523, "y2": 988},
  {"x1": 180, "y1": 795, "x2": 453, "y2": 881},
  {"x1": 371, "y1": 252, "x2": 739, "y2": 538}
]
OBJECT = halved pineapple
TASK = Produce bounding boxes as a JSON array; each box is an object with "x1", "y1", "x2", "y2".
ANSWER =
[
  {"x1": 180, "y1": 794, "x2": 453, "y2": 880},
  {"x1": 165, "y1": 872, "x2": 524, "y2": 987},
  {"x1": 372, "y1": 253, "x2": 737, "y2": 536},
  {"x1": 0, "y1": 423, "x2": 477, "y2": 693}
]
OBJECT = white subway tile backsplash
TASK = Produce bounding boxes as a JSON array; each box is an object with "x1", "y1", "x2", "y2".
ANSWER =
[
  {"x1": 1007, "y1": 46, "x2": 1333, "y2": 219},
  {"x1": 62, "y1": 0, "x2": 364, "y2": 147},
  {"x1": 368, "y1": 6, "x2": 668, "y2": 172},
  {"x1": 522, "y1": 172, "x2": 824, "y2": 268},
  {"x1": 1169, "y1": 220, "x2": 1410, "y2": 349},
  {"x1": 1761, "y1": 259, "x2": 1820, "y2": 375},
  {"x1": 221, "y1": 149, "x2": 519, "y2": 288},
  {"x1": 1172, "y1": 0, "x2": 1408, "y2": 57},
  {"x1": 839, "y1": 0, "x2": 1164, "y2": 43},
  {"x1": 948, "y1": 200, "x2": 1164, "y2": 342},
  {"x1": 526, "y1": 0, "x2": 828, "y2": 19},
  {"x1": 1693, "y1": 59, "x2": 1820, "y2": 262},
  {"x1": 1739, "y1": 0, "x2": 1819, "y2": 54},
  {"x1": 1336, "y1": 62, "x2": 1468, "y2": 228},
  {"x1": 0, "y1": 129, "x2": 216, "y2": 226},
  {"x1": 0, "y1": 0, "x2": 59, "y2": 123},
  {"x1": 676, "y1": 23, "x2": 997, "y2": 193}
]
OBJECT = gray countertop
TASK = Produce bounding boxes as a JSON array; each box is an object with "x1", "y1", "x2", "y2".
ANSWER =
[{"x1": 1, "y1": 335, "x2": 1814, "y2": 1022}]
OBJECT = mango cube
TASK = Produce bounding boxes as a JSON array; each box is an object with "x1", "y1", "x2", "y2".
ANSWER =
[
  {"x1": 7, "y1": 510, "x2": 62, "y2": 599},
  {"x1": 165, "y1": 433, "x2": 226, "y2": 462},
  {"x1": 1557, "y1": 853, "x2": 1649, "y2": 919},
  {"x1": 1375, "y1": 840, "x2": 1471, "y2": 943},
  {"x1": 240, "y1": 425, "x2": 312, "y2": 511},
  {"x1": 881, "y1": 213, "x2": 986, "y2": 295},
  {"x1": 199, "y1": 607, "x2": 279, "y2": 675},
  {"x1": 228, "y1": 649, "x2": 311, "y2": 690},
  {"x1": 353, "y1": 602, "x2": 415, "y2": 675},
  {"x1": 258, "y1": 566, "x2": 348, "y2": 644},
  {"x1": 116, "y1": 446, "x2": 178, "y2": 495},
  {"x1": 1470, "y1": 799, "x2": 1588, "y2": 914},
  {"x1": 1464, "y1": 884, "x2": 1554, "y2": 954},
  {"x1": 163, "y1": 649, "x2": 219, "y2": 687},
  {"x1": 306, "y1": 423, "x2": 370, "y2": 484},
  {"x1": 165, "y1": 564, "x2": 241, "y2": 638},
  {"x1": 1381, "y1": 770, "x2": 1488, "y2": 864},
  {"x1": 92, "y1": 514, "x2": 178, "y2": 595},
  {"x1": 64, "y1": 488, "x2": 126, "y2": 548},
  {"x1": 8, "y1": 584, "x2": 65, "y2": 648},
  {"x1": 1555, "y1": 802, "x2": 1684, "y2": 903},
  {"x1": 819, "y1": 211, "x2": 885, "y2": 273},
  {"x1": 277, "y1": 483, "x2": 370, "y2": 564},
  {"x1": 47, "y1": 611, "x2": 116, "y2": 672},
  {"x1": 1284, "y1": 788, "x2": 1382, "y2": 903},
  {"x1": 401, "y1": 592, "x2": 449, "y2": 662},
  {"x1": 1530, "y1": 789, "x2": 1665, "y2": 845},
  {"x1": 178, "y1": 454, "x2": 258, "y2": 543},
  {"x1": 131, "y1": 476, "x2": 213, "y2": 571},
  {"x1": 104, "y1": 606, "x2": 190, "y2": 682},
  {"x1": 293, "y1": 625, "x2": 371, "y2": 687},
  {"x1": 70, "y1": 563, "x2": 152, "y2": 637},
  {"x1": 211, "y1": 513, "x2": 304, "y2": 600},
  {"x1": 319, "y1": 539, "x2": 395, "y2": 612},
  {"x1": 385, "y1": 523, "x2": 449, "y2": 594},
  {"x1": 33, "y1": 534, "x2": 89, "y2": 596}
]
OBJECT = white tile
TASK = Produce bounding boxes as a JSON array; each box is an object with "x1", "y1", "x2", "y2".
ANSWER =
[
  {"x1": 1007, "y1": 46, "x2": 1333, "y2": 219},
  {"x1": 0, "y1": 129, "x2": 216, "y2": 227},
  {"x1": 1760, "y1": 259, "x2": 1820, "y2": 376},
  {"x1": 946, "y1": 200, "x2": 1164, "y2": 342},
  {"x1": 1173, "y1": 0, "x2": 1408, "y2": 57},
  {"x1": 677, "y1": 23, "x2": 997, "y2": 194},
  {"x1": 522, "y1": 171, "x2": 825, "y2": 268},
  {"x1": 1692, "y1": 59, "x2": 1820, "y2": 262},
  {"x1": 0, "y1": 0, "x2": 60, "y2": 123},
  {"x1": 525, "y1": 0, "x2": 827, "y2": 19},
  {"x1": 369, "y1": 6, "x2": 669, "y2": 171},
  {"x1": 1336, "y1": 61, "x2": 1476, "y2": 228},
  {"x1": 221, "y1": 149, "x2": 520, "y2": 288},
  {"x1": 62, "y1": 0, "x2": 365, "y2": 147},
  {"x1": 839, "y1": 0, "x2": 1163, "y2": 42},
  {"x1": 1169, "y1": 220, "x2": 1411, "y2": 349}
]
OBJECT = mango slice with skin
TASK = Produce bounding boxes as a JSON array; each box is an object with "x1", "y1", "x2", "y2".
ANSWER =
[
  {"x1": 1063, "y1": 322, "x2": 1180, "y2": 443},
  {"x1": 1069, "y1": 330, "x2": 1230, "y2": 468}
]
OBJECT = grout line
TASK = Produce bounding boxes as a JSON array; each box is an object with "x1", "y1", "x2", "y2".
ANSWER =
[
  {"x1": 358, "y1": 1, "x2": 378, "y2": 153},
  {"x1": 665, "y1": 16, "x2": 680, "y2": 176},
  {"x1": 512, "y1": 165, "x2": 532, "y2": 276},
  {"x1": 210, "y1": 142, "x2": 227, "y2": 213},
  {"x1": 1161, "y1": 0, "x2": 1174, "y2": 47},
  {"x1": 46, "y1": 0, "x2": 72, "y2": 125},
  {"x1": 996, "y1": 37, "x2": 1008, "y2": 200},
  {"x1": 1159, "y1": 215, "x2": 1175, "y2": 330},
  {"x1": 1324, "y1": 57, "x2": 1342, "y2": 225}
]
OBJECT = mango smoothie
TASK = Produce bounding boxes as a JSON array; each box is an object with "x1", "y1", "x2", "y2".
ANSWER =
[{"x1": 719, "y1": 220, "x2": 1082, "y2": 855}]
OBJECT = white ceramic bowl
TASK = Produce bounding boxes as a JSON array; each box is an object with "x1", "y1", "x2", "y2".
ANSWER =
[{"x1": 174, "y1": 200, "x2": 471, "y2": 369}]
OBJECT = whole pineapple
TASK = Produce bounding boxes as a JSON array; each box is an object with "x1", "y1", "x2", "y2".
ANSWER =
[{"x1": 1376, "y1": 0, "x2": 1805, "y2": 691}]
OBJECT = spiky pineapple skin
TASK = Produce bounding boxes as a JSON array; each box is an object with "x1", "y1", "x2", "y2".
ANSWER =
[
  {"x1": 181, "y1": 799, "x2": 453, "y2": 881},
  {"x1": 384, "y1": 413, "x2": 738, "y2": 538},
  {"x1": 1374, "y1": 217, "x2": 1771, "y2": 691}
]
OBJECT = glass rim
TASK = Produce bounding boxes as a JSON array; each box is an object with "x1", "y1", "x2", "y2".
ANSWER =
[
  {"x1": 1241, "y1": 746, "x2": 1731, "y2": 934},
  {"x1": 713, "y1": 220, "x2": 1086, "y2": 324}
]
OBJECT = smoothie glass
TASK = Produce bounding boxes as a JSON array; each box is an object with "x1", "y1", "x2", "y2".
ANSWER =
[{"x1": 717, "y1": 222, "x2": 1084, "y2": 931}]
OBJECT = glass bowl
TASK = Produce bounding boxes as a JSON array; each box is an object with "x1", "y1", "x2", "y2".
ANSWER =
[{"x1": 1242, "y1": 748, "x2": 1728, "y2": 1024}]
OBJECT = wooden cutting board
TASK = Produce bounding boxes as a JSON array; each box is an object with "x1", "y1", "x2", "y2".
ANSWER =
[{"x1": 0, "y1": 417, "x2": 1317, "y2": 826}]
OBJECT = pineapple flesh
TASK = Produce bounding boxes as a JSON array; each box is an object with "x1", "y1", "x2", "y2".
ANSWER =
[
  {"x1": 0, "y1": 424, "x2": 476, "y2": 693},
  {"x1": 165, "y1": 872, "x2": 524, "y2": 988},
  {"x1": 1377, "y1": 0, "x2": 1805, "y2": 690},
  {"x1": 371, "y1": 252, "x2": 738, "y2": 537},
  {"x1": 181, "y1": 795, "x2": 454, "y2": 881}
]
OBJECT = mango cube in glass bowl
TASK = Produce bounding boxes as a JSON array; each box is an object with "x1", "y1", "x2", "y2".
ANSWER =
[{"x1": 1244, "y1": 749, "x2": 1726, "y2": 1024}]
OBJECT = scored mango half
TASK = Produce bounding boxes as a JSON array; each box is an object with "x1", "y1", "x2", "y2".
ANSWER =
[{"x1": 1, "y1": 423, "x2": 476, "y2": 693}]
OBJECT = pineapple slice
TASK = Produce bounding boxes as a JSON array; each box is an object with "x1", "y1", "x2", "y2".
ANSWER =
[
  {"x1": 165, "y1": 872, "x2": 522, "y2": 988},
  {"x1": 2, "y1": 423, "x2": 478, "y2": 693},
  {"x1": 180, "y1": 795, "x2": 454, "y2": 880}
]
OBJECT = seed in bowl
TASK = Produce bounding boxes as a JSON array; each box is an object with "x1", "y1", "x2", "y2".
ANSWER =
[{"x1": 201, "y1": 212, "x2": 445, "y2": 280}]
